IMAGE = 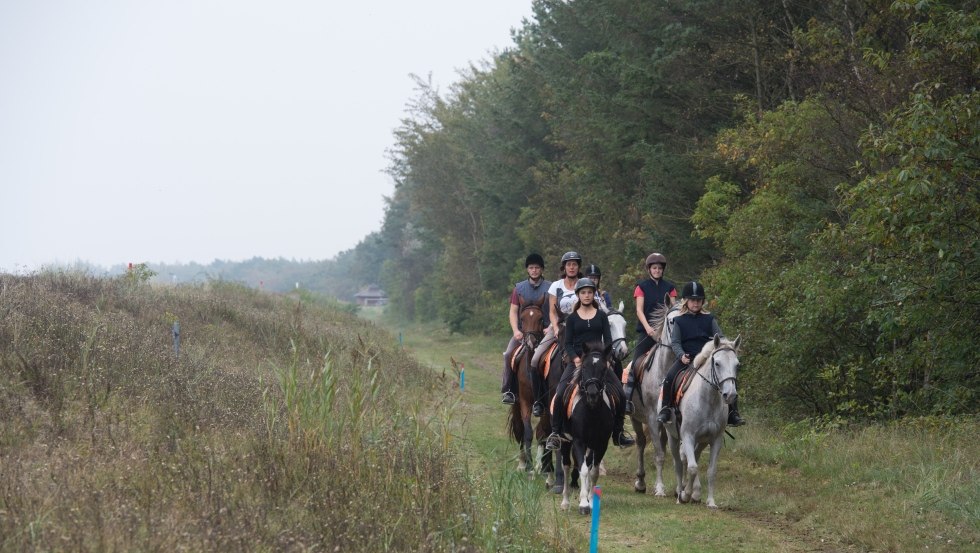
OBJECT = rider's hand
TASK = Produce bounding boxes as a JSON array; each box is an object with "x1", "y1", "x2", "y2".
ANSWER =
[
  {"x1": 513, "y1": 330, "x2": 524, "y2": 341},
  {"x1": 574, "y1": 357, "x2": 582, "y2": 367},
  {"x1": 646, "y1": 327, "x2": 657, "y2": 337},
  {"x1": 681, "y1": 354, "x2": 691, "y2": 365}
]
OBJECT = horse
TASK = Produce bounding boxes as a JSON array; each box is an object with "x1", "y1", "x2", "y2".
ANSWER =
[
  {"x1": 507, "y1": 295, "x2": 547, "y2": 472},
  {"x1": 558, "y1": 341, "x2": 615, "y2": 514},
  {"x1": 662, "y1": 334, "x2": 741, "y2": 508},
  {"x1": 628, "y1": 301, "x2": 679, "y2": 497}
]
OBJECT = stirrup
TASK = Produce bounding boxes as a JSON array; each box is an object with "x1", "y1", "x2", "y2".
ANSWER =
[
  {"x1": 532, "y1": 401, "x2": 543, "y2": 417},
  {"x1": 727, "y1": 411, "x2": 746, "y2": 427},
  {"x1": 545, "y1": 432, "x2": 563, "y2": 450},
  {"x1": 613, "y1": 430, "x2": 635, "y2": 448},
  {"x1": 657, "y1": 406, "x2": 673, "y2": 424},
  {"x1": 501, "y1": 391, "x2": 516, "y2": 405},
  {"x1": 625, "y1": 400, "x2": 634, "y2": 415}
]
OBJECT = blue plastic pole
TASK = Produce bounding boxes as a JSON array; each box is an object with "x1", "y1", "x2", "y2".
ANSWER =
[
  {"x1": 589, "y1": 485, "x2": 602, "y2": 552},
  {"x1": 460, "y1": 363, "x2": 465, "y2": 391}
]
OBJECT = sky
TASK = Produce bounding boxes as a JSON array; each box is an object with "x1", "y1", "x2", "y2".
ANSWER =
[{"x1": 0, "y1": 0, "x2": 534, "y2": 272}]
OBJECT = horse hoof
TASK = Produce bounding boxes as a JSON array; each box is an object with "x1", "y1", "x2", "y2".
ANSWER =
[
  {"x1": 634, "y1": 484, "x2": 646, "y2": 494},
  {"x1": 579, "y1": 506, "x2": 591, "y2": 516},
  {"x1": 551, "y1": 485, "x2": 564, "y2": 495},
  {"x1": 707, "y1": 502, "x2": 718, "y2": 509}
]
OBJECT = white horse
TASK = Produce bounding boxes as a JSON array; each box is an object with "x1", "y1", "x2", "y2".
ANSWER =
[
  {"x1": 605, "y1": 301, "x2": 629, "y2": 362},
  {"x1": 628, "y1": 301, "x2": 679, "y2": 497},
  {"x1": 662, "y1": 334, "x2": 741, "y2": 508}
]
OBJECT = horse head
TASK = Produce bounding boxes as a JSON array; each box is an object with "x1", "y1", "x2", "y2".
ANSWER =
[
  {"x1": 605, "y1": 303, "x2": 629, "y2": 361},
  {"x1": 695, "y1": 334, "x2": 741, "y2": 406},
  {"x1": 579, "y1": 341, "x2": 611, "y2": 409},
  {"x1": 519, "y1": 295, "x2": 547, "y2": 344}
]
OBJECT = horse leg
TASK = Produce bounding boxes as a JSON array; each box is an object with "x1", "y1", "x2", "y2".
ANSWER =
[
  {"x1": 680, "y1": 431, "x2": 699, "y2": 504},
  {"x1": 653, "y1": 421, "x2": 668, "y2": 497},
  {"x1": 704, "y1": 434, "x2": 724, "y2": 509},
  {"x1": 667, "y1": 428, "x2": 685, "y2": 502},
  {"x1": 522, "y1": 416, "x2": 534, "y2": 474},
  {"x1": 560, "y1": 449, "x2": 572, "y2": 511},
  {"x1": 551, "y1": 446, "x2": 567, "y2": 494},
  {"x1": 578, "y1": 447, "x2": 592, "y2": 515},
  {"x1": 631, "y1": 414, "x2": 647, "y2": 493},
  {"x1": 691, "y1": 442, "x2": 707, "y2": 503}
]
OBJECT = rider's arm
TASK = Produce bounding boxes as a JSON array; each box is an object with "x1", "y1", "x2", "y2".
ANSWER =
[
  {"x1": 601, "y1": 312, "x2": 612, "y2": 347},
  {"x1": 565, "y1": 314, "x2": 581, "y2": 362},
  {"x1": 710, "y1": 316, "x2": 723, "y2": 339},
  {"x1": 670, "y1": 319, "x2": 687, "y2": 360},
  {"x1": 635, "y1": 286, "x2": 654, "y2": 335},
  {"x1": 509, "y1": 303, "x2": 521, "y2": 339},
  {"x1": 548, "y1": 292, "x2": 560, "y2": 332}
]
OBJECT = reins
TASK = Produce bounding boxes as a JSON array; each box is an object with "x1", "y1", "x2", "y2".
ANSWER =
[{"x1": 694, "y1": 346, "x2": 738, "y2": 393}]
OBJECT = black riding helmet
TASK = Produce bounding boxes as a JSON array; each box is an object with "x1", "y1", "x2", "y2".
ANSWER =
[
  {"x1": 682, "y1": 281, "x2": 706, "y2": 300},
  {"x1": 525, "y1": 253, "x2": 545, "y2": 268},
  {"x1": 574, "y1": 278, "x2": 596, "y2": 294},
  {"x1": 584, "y1": 263, "x2": 601, "y2": 277},
  {"x1": 560, "y1": 251, "x2": 582, "y2": 267}
]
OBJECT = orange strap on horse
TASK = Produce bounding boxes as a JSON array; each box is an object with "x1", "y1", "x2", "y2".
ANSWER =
[{"x1": 542, "y1": 342, "x2": 558, "y2": 379}]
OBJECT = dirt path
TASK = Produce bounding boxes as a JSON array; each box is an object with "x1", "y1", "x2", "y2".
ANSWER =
[{"x1": 385, "y1": 321, "x2": 852, "y2": 553}]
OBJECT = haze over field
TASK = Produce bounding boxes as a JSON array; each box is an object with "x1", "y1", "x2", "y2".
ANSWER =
[{"x1": 0, "y1": 0, "x2": 532, "y2": 272}]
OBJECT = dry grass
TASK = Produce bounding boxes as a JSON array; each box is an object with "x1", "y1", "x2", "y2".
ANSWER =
[{"x1": 0, "y1": 271, "x2": 548, "y2": 552}]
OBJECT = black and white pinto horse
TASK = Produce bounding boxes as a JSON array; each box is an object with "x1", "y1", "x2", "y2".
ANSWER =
[
  {"x1": 662, "y1": 334, "x2": 741, "y2": 508},
  {"x1": 558, "y1": 341, "x2": 615, "y2": 514}
]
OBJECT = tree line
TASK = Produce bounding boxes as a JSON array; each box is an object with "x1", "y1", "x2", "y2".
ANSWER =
[{"x1": 342, "y1": 0, "x2": 978, "y2": 419}]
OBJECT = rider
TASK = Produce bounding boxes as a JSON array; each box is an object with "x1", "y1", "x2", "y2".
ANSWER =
[
  {"x1": 624, "y1": 252, "x2": 677, "y2": 414},
  {"x1": 583, "y1": 263, "x2": 613, "y2": 312},
  {"x1": 545, "y1": 278, "x2": 636, "y2": 450},
  {"x1": 529, "y1": 251, "x2": 583, "y2": 416},
  {"x1": 501, "y1": 253, "x2": 551, "y2": 405},
  {"x1": 656, "y1": 281, "x2": 745, "y2": 427}
]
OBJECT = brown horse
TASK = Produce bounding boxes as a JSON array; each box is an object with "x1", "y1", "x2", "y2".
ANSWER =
[{"x1": 506, "y1": 295, "x2": 547, "y2": 472}]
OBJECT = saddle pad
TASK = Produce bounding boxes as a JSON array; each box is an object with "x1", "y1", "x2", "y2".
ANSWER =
[
  {"x1": 542, "y1": 342, "x2": 558, "y2": 379},
  {"x1": 658, "y1": 366, "x2": 697, "y2": 406},
  {"x1": 509, "y1": 343, "x2": 527, "y2": 371}
]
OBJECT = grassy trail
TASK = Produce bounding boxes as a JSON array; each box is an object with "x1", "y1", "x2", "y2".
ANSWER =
[{"x1": 369, "y1": 311, "x2": 978, "y2": 552}]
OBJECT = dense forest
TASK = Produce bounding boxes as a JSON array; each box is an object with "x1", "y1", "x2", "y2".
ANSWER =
[{"x1": 340, "y1": 0, "x2": 978, "y2": 420}]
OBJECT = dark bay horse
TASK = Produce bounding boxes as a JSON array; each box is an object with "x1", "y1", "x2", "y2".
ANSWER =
[
  {"x1": 507, "y1": 295, "x2": 547, "y2": 472},
  {"x1": 558, "y1": 341, "x2": 615, "y2": 514}
]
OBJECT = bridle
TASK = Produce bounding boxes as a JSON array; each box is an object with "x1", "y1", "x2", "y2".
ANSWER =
[
  {"x1": 696, "y1": 346, "x2": 738, "y2": 393},
  {"x1": 606, "y1": 309, "x2": 628, "y2": 353}
]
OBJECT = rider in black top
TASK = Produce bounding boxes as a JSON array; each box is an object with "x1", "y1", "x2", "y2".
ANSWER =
[
  {"x1": 545, "y1": 278, "x2": 636, "y2": 450},
  {"x1": 656, "y1": 281, "x2": 745, "y2": 426},
  {"x1": 625, "y1": 252, "x2": 676, "y2": 413}
]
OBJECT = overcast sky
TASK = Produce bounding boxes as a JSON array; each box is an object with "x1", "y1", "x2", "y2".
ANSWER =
[{"x1": 0, "y1": 0, "x2": 533, "y2": 272}]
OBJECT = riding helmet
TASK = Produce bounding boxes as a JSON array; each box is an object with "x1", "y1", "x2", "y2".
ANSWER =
[
  {"x1": 645, "y1": 252, "x2": 667, "y2": 268},
  {"x1": 682, "y1": 281, "x2": 706, "y2": 299},
  {"x1": 584, "y1": 263, "x2": 601, "y2": 277},
  {"x1": 525, "y1": 253, "x2": 545, "y2": 268},
  {"x1": 574, "y1": 278, "x2": 597, "y2": 294},
  {"x1": 560, "y1": 251, "x2": 582, "y2": 266}
]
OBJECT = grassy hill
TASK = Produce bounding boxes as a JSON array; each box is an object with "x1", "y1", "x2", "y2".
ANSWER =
[{"x1": 0, "y1": 272, "x2": 548, "y2": 551}]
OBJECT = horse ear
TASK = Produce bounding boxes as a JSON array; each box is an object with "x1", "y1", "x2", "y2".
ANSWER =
[
  {"x1": 733, "y1": 334, "x2": 742, "y2": 351},
  {"x1": 617, "y1": 300, "x2": 624, "y2": 312},
  {"x1": 713, "y1": 333, "x2": 721, "y2": 347}
]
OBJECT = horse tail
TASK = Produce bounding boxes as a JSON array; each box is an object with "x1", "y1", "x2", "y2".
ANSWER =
[{"x1": 507, "y1": 401, "x2": 523, "y2": 443}]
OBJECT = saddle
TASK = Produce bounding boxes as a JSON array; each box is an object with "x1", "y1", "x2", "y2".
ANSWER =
[
  {"x1": 659, "y1": 365, "x2": 697, "y2": 410},
  {"x1": 622, "y1": 347, "x2": 657, "y2": 388},
  {"x1": 509, "y1": 342, "x2": 529, "y2": 371},
  {"x1": 553, "y1": 374, "x2": 616, "y2": 418}
]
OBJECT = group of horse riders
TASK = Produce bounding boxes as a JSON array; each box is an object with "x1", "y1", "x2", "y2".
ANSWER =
[{"x1": 501, "y1": 251, "x2": 745, "y2": 452}]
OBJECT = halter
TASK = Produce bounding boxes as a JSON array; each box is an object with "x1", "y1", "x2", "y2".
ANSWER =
[{"x1": 696, "y1": 346, "x2": 738, "y2": 393}]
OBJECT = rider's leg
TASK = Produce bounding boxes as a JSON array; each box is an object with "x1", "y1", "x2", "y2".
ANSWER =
[
  {"x1": 501, "y1": 337, "x2": 519, "y2": 404},
  {"x1": 626, "y1": 334, "x2": 654, "y2": 414},
  {"x1": 657, "y1": 358, "x2": 686, "y2": 424},
  {"x1": 727, "y1": 398, "x2": 746, "y2": 426},
  {"x1": 607, "y1": 370, "x2": 635, "y2": 447},
  {"x1": 530, "y1": 329, "x2": 555, "y2": 415},
  {"x1": 546, "y1": 366, "x2": 575, "y2": 450}
]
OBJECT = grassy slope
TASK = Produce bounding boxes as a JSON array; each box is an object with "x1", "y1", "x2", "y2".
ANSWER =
[{"x1": 378, "y1": 313, "x2": 979, "y2": 553}]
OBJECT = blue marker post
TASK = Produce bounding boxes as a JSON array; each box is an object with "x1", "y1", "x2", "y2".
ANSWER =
[
  {"x1": 460, "y1": 363, "x2": 465, "y2": 391},
  {"x1": 589, "y1": 486, "x2": 602, "y2": 553}
]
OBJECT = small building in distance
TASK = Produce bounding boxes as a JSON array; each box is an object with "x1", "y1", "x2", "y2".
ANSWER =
[{"x1": 354, "y1": 285, "x2": 388, "y2": 306}]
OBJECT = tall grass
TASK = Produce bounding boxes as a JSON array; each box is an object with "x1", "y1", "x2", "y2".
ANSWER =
[{"x1": 0, "y1": 271, "x2": 552, "y2": 551}]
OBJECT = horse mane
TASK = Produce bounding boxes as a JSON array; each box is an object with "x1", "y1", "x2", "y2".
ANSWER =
[
  {"x1": 648, "y1": 303, "x2": 672, "y2": 337},
  {"x1": 693, "y1": 336, "x2": 738, "y2": 368}
]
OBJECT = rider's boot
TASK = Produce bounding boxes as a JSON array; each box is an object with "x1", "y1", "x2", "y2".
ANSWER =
[
  {"x1": 612, "y1": 415, "x2": 635, "y2": 447},
  {"x1": 727, "y1": 398, "x2": 746, "y2": 426},
  {"x1": 531, "y1": 369, "x2": 544, "y2": 417},
  {"x1": 501, "y1": 363, "x2": 516, "y2": 404},
  {"x1": 546, "y1": 396, "x2": 564, "y2": 450},
  {"x1": 657, "y1": 380, "x2": 675, "y2": 424}
]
